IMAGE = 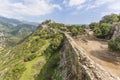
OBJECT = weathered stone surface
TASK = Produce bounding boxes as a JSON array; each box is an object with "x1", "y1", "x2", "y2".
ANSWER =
[
  {"x1": 60, "y1": 33, "x2": 120, "y2": 80},
  {"x1": 111, "y1": 22, "x2": 120, "y2": 39}
]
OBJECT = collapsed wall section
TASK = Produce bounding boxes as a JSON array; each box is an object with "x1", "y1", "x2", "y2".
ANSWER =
[{"x1": 60, "y1": 33, "x2": 120, "y2": 80}]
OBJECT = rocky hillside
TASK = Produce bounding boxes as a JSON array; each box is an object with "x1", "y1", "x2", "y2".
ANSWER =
[
  {"x1": 111, "y1": 22, "x2": 120, "y2": 39},
  {"x1": 0, "y1": 16, "x2": 38, "y2": 47}
]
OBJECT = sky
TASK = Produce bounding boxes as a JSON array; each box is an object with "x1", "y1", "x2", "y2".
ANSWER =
[{"x1": 0, "y1": 0, "x2": 120, "y2": 24}]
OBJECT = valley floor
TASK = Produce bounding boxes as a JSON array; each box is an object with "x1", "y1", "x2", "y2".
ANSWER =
[{"x1": 74, "y1": 31, "x2": 120, "y2": 78}]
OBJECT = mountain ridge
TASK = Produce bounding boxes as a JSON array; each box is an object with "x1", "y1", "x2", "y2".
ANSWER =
[{"x1": 0, "y1": 16, "x2": 38, "y2": 48}]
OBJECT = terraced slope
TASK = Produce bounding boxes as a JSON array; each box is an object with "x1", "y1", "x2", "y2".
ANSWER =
[{"x1": 0, "y1": 22, "x2": 64, "y2": 80}]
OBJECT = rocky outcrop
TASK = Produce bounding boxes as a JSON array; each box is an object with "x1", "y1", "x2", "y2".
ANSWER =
[
  {"x1": 111, "y1": 22, "x2": 120, "y2": 39},
  {"x1": 0, "y1": 32, "x2": 5, "y2": 48},
  {"x1": 60, "y1": 33, "x2": 120, "y2": 80}
]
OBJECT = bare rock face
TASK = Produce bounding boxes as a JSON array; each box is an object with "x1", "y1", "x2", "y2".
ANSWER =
[
  {"x1": 60, "y1": 33, "x2": 120, "y2": 80},
  {"x1": 111, "y1": 22, "x2": 120, "y2": 40},
  {"x1": 0, "y1": 32, "x2": 5, "y2": 48}
]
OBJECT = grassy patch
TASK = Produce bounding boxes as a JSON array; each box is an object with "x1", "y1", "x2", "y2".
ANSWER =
[{"x1": 20, "y1": 42, "x2": 50, "y2": 80}]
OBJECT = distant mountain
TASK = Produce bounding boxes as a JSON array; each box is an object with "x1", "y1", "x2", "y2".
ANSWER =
[
  {"x1": 0, "y1": 16, "x2": 38, "y2": 47},
  {"x1": 0, "y1": 16, "x2": 38, "y2": 29}
]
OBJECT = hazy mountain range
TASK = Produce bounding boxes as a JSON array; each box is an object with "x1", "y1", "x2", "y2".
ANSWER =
[{"x1": 0, "y1": 16, "x2": 38, "y2": 47}]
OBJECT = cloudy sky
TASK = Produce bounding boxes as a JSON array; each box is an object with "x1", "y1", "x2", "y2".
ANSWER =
[{"x1": 0, "y1": 0, "x2": 120, "y2": 24}]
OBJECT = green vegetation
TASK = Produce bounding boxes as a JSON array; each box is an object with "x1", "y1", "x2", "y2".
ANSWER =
[
  {"x1": 0, "y1": 29, "x2": 46, "y2": 80},
  {"x1": 68, "y1": 25, "x2": 85, "y2": 36},
  {"x1": 0, "y1": 16, "x2": 38, "y2": 47},
  {"x1": 35, "y1": 33, "x2": 63, "y2": 80},
  {"x1": 108, "y1": 35, "x2": 120, "y2": 52},
  {"x1": 0, "y1": 22, "x2": 64, "y2": 80},
  {"x1": 1, "y1": 13, "x2": 120, "y2": 80},
  {"x1": 90, "y1": 14, "x2": 120, "y2": 39},
  {"x1": 24, "y1": 54, "x2": 37, "y2": 62},
  {"x1": 49, "y1": 23, "x2": 85, "y2": 36},
  {"x1": 20, "y1": 55, "x2": 46, "y2": 80},
  {"x1": 89, "y1": 13, "x2": 120, "y2": 52},
  {"x1": 100, "y1": 14, "x2": 119, "y2": 23},
  {"x1": 93, "y1": 23, "x2": 111, "y2": 38},
  {"x1": 89, "y1": 22, "x2": 99, "y2": 30},
  {"x1": 49, "y1": 23, "x2": 66, "y2": 31},
  {"x1": 4, "y1": 64, "x2": 26, "y2": 80}
]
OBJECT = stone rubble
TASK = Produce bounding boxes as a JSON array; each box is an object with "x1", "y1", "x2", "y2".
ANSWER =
[{"x1": 60, "y1": 33, "x2": 120, "y2": 80}]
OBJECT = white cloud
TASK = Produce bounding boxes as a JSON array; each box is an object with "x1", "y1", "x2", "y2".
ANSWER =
[
  {"x1": 86, "y1": 0, "x2": 114, "y2": 9},
  {"x1": 63, "y1": 0, "x2": 114, "y2": 10},
  {"x1": 95, "y1": 0, "x2": 114, "y2": 7},
  {"x1": 63, "y1": 0, "x2": 86, "y2": 9},
  {"x1": 69, "y1": 0, "x2": 86, "y2": 7},
  {"x1": 0, "y1": 0, "x2": 61, "y2": 19},
  {"x1": 100, "y1": 0, "x2": 120, "y2": 15},
  {"x1": 64, "y1": 0, "x2": 120, "y2": 15},
  {"x1": 108, "y1": 1, "x2": 120, "y2": 11},
  {"x1": 85, "y1": 0, "x2": 120, "y2": 13}
]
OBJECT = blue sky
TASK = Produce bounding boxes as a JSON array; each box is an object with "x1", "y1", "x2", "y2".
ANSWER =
[{"x1": 0, "y1": 0, "x2": 120, "y2": 24}]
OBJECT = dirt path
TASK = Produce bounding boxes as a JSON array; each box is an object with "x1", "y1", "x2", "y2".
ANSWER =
[{"x1": 73, "y1": 31, "x2": 120, "y2": 77}]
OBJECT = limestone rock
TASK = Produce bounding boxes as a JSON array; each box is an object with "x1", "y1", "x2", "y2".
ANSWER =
[
  {"x1": 60, "y1": 33, "x2": 120, "y2": 80},
  {"x1": 111, "y1": 22, "x2": 120, "y2": 40}
]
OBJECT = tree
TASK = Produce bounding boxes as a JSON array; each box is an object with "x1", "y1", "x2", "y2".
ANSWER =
[
  {"x1": 89, "y1": 22, "x2": 99, "y2": 30},
  {"x1": 118, "y1": 14, "x2": 120, "y2": 21},
  {"x1": 71, "y1": 27, "x2": 78, "y2": 36},
  {"x1": 108, "y1": 35, "x2": 120, "y2": 52},
  {"x1": 100, "y1": 14, "x2": 119, "y2": 23},
  {"x1": 81, "y1": 24, "x2": 86, "y2": 28},
  {"x1": 94, "y1": 23, "x2": 111, "y2": 38},
  {"x1": 100, "y1": 23, "x2": 111, "y2": 37},
  {"x1": 94, "y1": 27, "x2": 102, "y2": 37}
]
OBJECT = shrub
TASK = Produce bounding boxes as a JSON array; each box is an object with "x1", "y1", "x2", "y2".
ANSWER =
[
  {"x1": 100, "y1": 14, "x2": 119, "y2": 23},
  {"x1": 94, "y1": 23, "x2": 111, "y2": 38},
  {"x1": 5, "y1": 64, "x2": 26, "y2": 80},
  {"x1": 68, "y1": 25, "x2": 85, "y2": 36},
  {"x1": 89, "y1": 22, "x2": 99, "y2": 30},
  {"x1": 108, "y1": 35, "x2": 120, "y2": 52},
  {"x1": 24, "y1": 54, "x2": 37, "y2": 62}
]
